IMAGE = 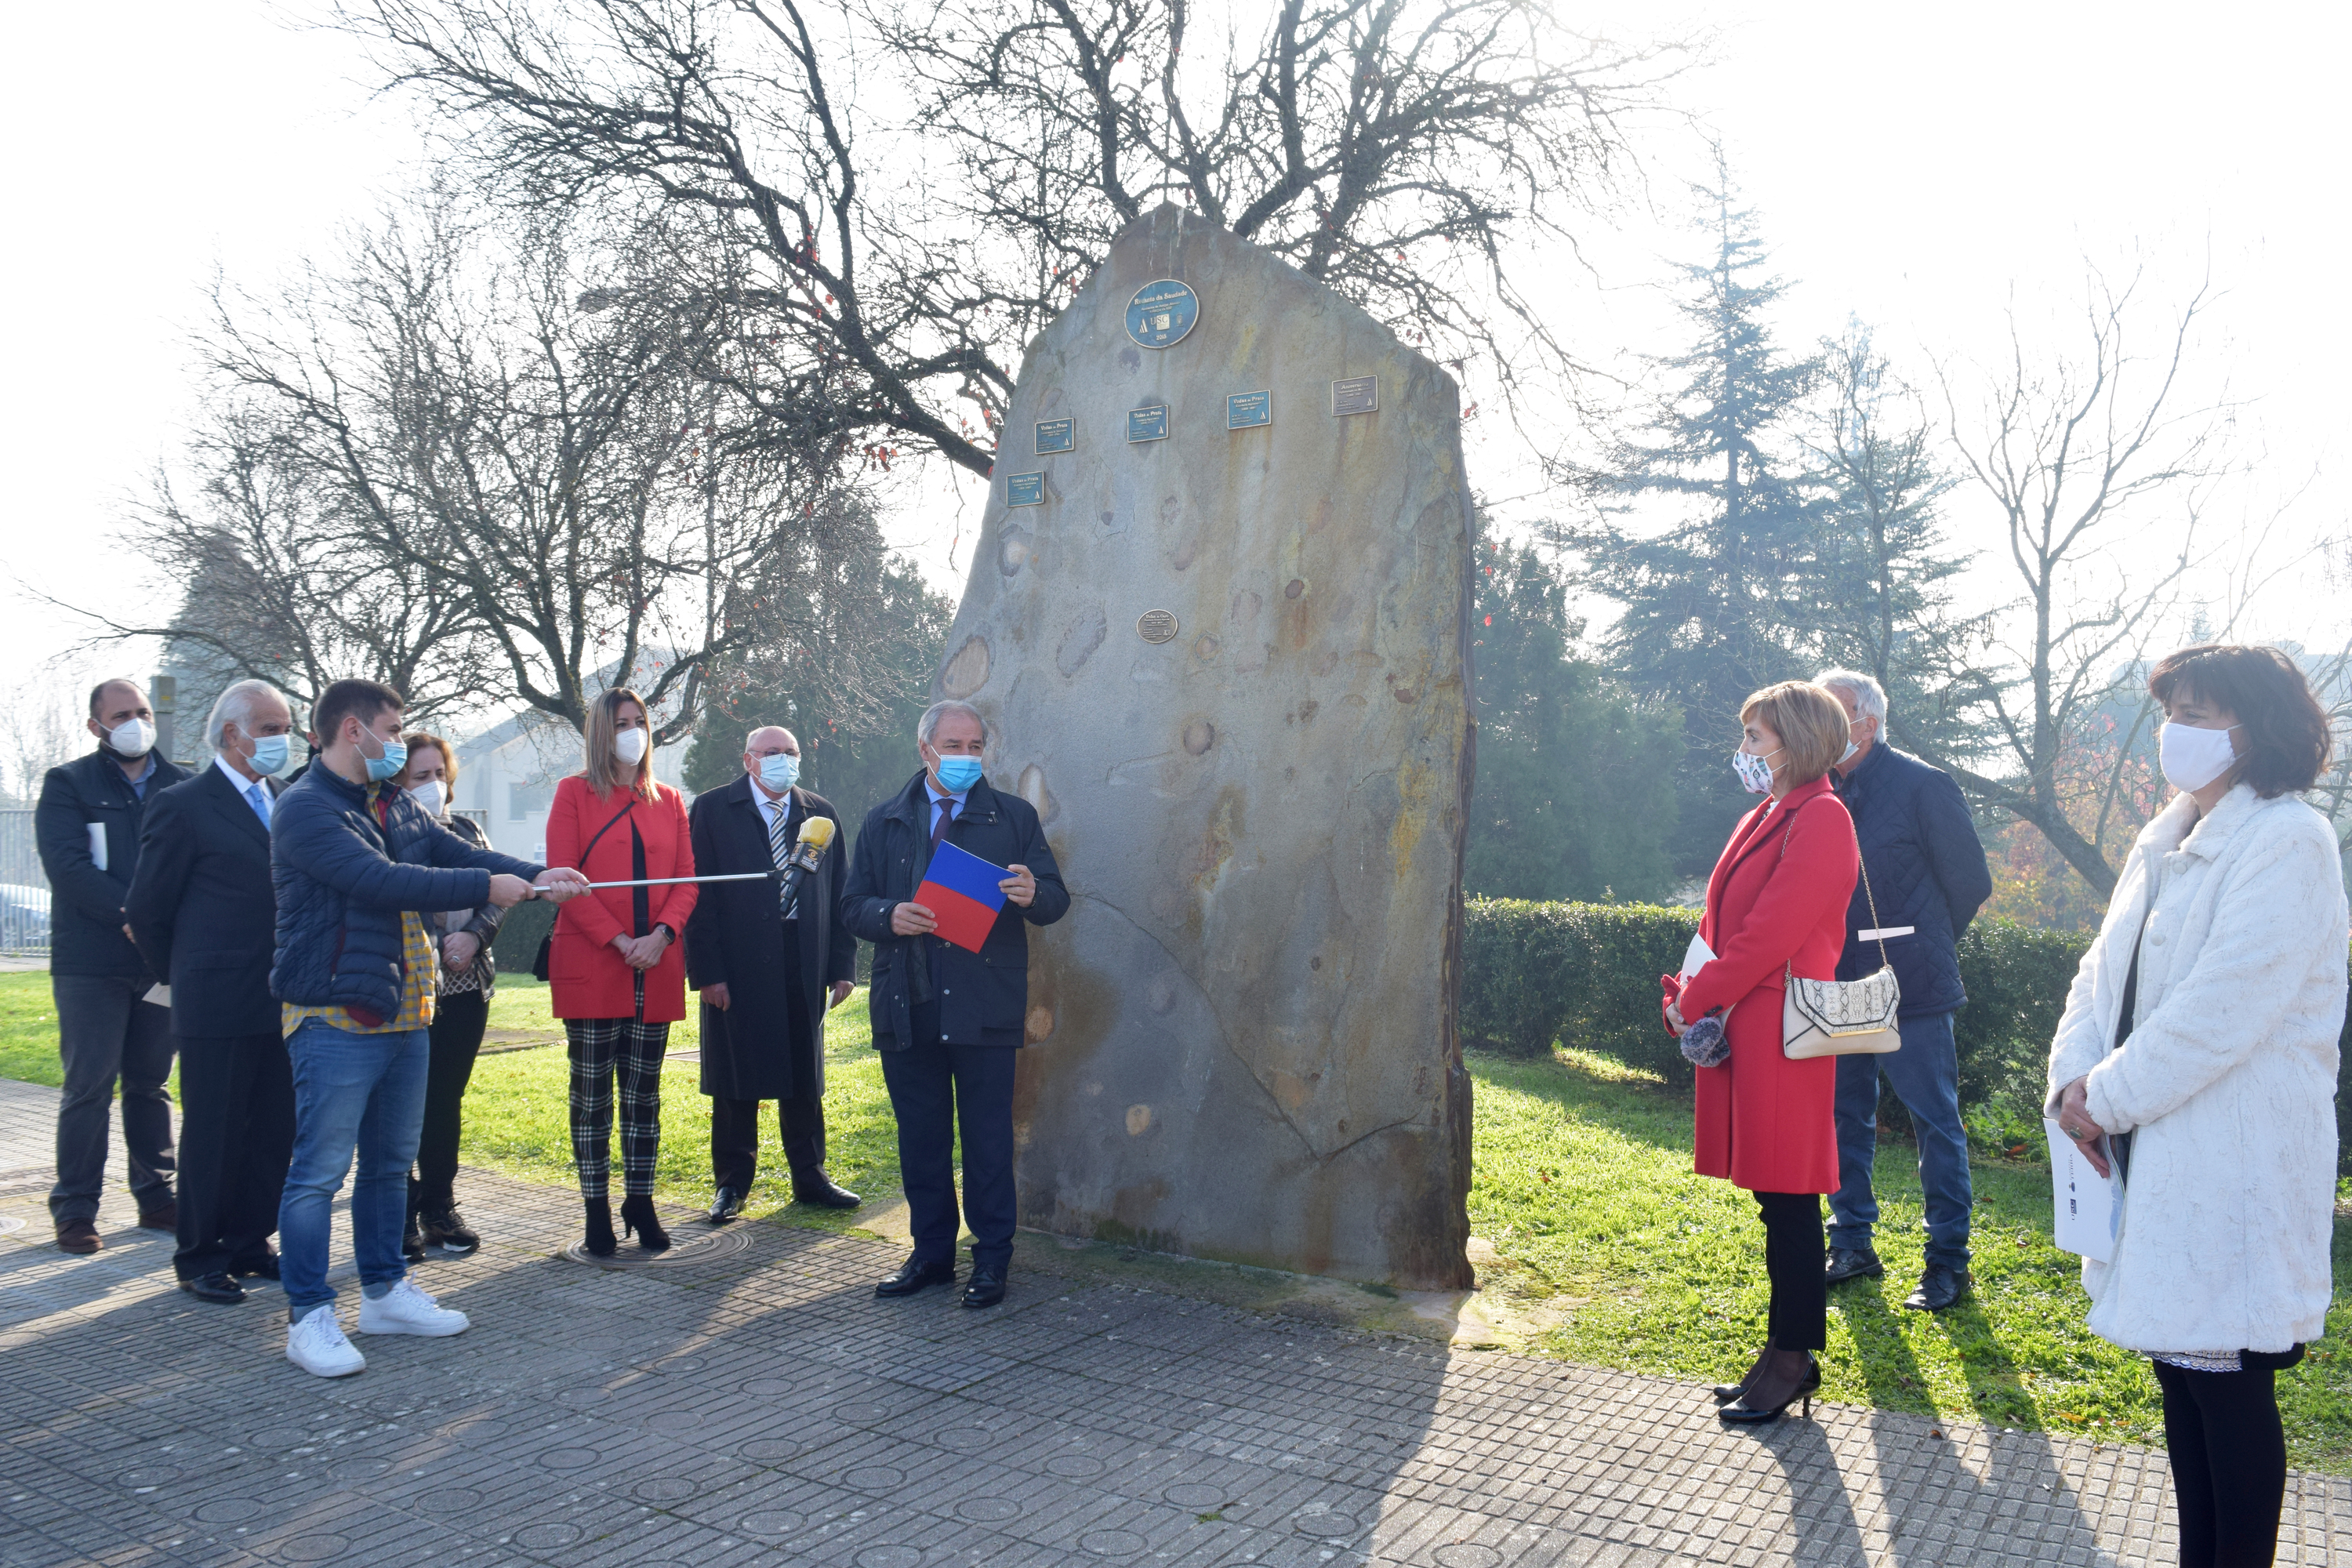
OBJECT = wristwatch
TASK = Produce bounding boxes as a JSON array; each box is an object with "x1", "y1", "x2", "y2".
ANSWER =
[{"x1": 652, "y1": 923, "x2": 676, "y2": 943}]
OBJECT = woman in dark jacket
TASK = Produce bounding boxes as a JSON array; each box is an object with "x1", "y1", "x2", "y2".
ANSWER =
[
  {"x1": 1664, "y1": 681, "x2": 1860, "y2": 1424},
  {"x1": 546, "y1": 689, "x2": 697, "y2": 1255},
  {"x1": 397, "y1": 733, "x2": 505, "y2": 1261}
]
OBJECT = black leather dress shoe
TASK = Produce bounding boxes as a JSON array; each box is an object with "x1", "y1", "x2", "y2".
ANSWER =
[
  {"x1": 792, "y1": 1173, "x2": 862, "y2": 1210},
  {"x1": 874, "y1": 1258, "x2": 957, "y2": 1298},
  {"x1": 180, "y1": 1272, "x2": 246, "y2": 1305},
  {"x1": 707, "y1": 1186, "x2": 746, "y2": 1225},
  {"x1": 232, "y1": 1253, "x2": 281, "y2": 1280},
  {"x1": 1904, "y1": 1263, "x2": 1971, "y2": 1312},
  {"x1": 1824, "y1": 1247, "x2": 1884, "y2": 1285},
  {"x1": 960, "y1": 1268, "x2": 1007, "y2": 1308}
]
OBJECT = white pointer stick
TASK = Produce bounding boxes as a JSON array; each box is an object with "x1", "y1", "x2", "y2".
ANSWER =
[{"x1": 528, "y1": 871, "x2": 779, "y2": 895}]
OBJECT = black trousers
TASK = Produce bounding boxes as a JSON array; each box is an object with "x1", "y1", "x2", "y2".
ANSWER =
[
  {"x1": 410, "y1": 990, "x2": 489, "y2": 1215},
  {"x1": 711, "y1": 1091, "x2": 827, "y2": 1191},
  {"x1": 880, "y1": 1001, "x2": 1017, "y2": 1272},
  {"x1": 172, "y1": 1029, "x2": 295, "y2": 1280},
  {"x1": 2153, "y1": 1358, "x2": 2286, "y2": 1566},
  {"x1": 1755, "y1": 1190, "x2": 1827, "y2": 1351}
]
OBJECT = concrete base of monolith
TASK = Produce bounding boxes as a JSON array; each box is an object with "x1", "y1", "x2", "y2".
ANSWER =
[{"x1": 940, "y1": 203, "x2": 1474, "y2": 1289}]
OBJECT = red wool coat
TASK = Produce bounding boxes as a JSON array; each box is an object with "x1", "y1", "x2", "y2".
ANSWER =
[
  {"x1": 546, "y1": 775, "x2": 699, "y2": 1022},
  {"x1": 1668, "y1": 775, "x2": 1859, "y2": 1193}
]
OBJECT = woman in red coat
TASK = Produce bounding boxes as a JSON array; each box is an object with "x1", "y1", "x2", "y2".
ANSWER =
[
  {"x1": 546, "y1": 688, "x2": 698, "y2": 1257},
  {"x1": 1665, "y1": 681, "x2": 1860, "y2": 1424}
]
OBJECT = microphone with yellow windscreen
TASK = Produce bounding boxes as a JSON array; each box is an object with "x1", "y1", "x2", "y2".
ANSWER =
[{"x1": 779, "y1": 813, "x2": 839, "y2": 920}]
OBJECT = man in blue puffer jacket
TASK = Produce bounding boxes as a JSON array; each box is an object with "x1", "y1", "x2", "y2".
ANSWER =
[
  {"x1": 1815, "y1": 670, "x2": 1994, "y2": 1315},
  {"x1": 270, "y1": 679, "x2": 589, "y2": 1377}
]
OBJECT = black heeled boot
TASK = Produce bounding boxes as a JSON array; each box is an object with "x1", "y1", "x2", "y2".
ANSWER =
[
  {"x1": 1713, "y1": 1339, "x2": 1773, "y2": 1404},
  {"x1": 619, "y1": 1194, "x2": 670, "y2": 1253},
  {"x1": 583, "y1": 1197, "x2": 617, "y2": 1258}
]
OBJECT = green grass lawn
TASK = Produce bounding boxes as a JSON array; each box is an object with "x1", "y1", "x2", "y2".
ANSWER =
[{"x1": 7, "y1": 967, "x2": 2350, "y2": 1469}]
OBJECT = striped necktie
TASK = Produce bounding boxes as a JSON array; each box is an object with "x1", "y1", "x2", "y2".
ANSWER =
[{"x1": 768, "y1": 797, "x2": 797, "y2": 919}]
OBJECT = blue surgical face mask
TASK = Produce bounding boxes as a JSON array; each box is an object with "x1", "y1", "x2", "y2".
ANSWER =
[
  {"x1": 247, "y1": 732, "x2": 291, "y2": 776},
  {"x1": 757, "y1": 753, "x2": 800, "y2": 793},
  {"x1": 933, "y1": 753, "x2": 984, "y2": 793},
  {"x1": 359, "y1": 728, "x2": 408, "y2": 784}
]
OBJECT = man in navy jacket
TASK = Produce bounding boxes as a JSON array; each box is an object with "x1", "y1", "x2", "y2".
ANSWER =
[
  {"x1": 842, "y1": 699, "x2": 1068, "y2": 1309},
  {"x1": 268, "y1": 678, "x2": 588, "y2": 1377},
  {"x1": 1817, "y1": 670, "x2": 1994, "y2": 1312},
  {"x1": 34, "y1": 679, "x2": 191, "y2": 1254}
]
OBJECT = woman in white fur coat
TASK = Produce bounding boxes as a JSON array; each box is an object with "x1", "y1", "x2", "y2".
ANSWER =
[{"x1": 2048, "y1": 644, "x2": 2346, "y2": 1568}]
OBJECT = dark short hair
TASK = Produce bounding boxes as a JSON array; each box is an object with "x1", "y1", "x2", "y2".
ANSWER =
[
  {"x1": 313, "y1": 679, "x2": 405, "y2": 748},
  {"x1": 2147, "y1": 644, "x2": 2331, "y2": 797},
  {"x1": 87, "y1": 679, "x2": 143, "y2": 719}
]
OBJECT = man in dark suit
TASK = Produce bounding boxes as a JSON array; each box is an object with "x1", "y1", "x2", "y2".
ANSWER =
[
  {"x1": 34, "y1": 678, "x2": 191, "y2": 1254},
  {"x1": 842, "y1": 699, "x2": 1068, "y2": 1309},
  {"x1": 685, "y1": 725, "x2": 861, "y2": 1220},
  {"x1": 126, "y1": 680, "x2": 299, "y2": 1304}
]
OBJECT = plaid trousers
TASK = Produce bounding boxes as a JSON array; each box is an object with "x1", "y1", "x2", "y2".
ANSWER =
[{"x1": 564, "y1": 1017, "x2": 670, "y2": 1200}]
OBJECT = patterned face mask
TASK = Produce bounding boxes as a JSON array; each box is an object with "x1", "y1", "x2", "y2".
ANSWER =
[{"x1": 1732, "y1": 745, "x2": 1781, "y2": 795}]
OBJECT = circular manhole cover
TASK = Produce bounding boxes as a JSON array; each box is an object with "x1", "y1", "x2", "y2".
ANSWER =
[
  {"x1": 514, "y1": 1524, "x2": 581, "y2": 1551},
  {"x1": 831, "y1": 1402, "x2": 892, "y2": 1425},
  {"x1": 0, "y1": 1216, "x2": 25, "y2": 1234},
  {"x1": 633, "y1": 1477, "x2": 696, "y2": 1503},
  {"x1": 193, "y1": 1498, "x2": 263, "y2": 1524},
  {"x1": 844, "y1": 1465, "x2": 904, "y2": 1491},
  {"x1": 739, "y1": 1510, "x2": 805, "y2": 1537},
  {"x1": 277, "y1": 1534, "x2": 350, "y2": 1563},
  {"x1": 1433, "y1": 1547, "x2": 1503, "y2": 1568},
  {"x1": 958, "y1": 1497, "x2": 1021, "y2": 1523},
  {"x1": 739, "y1": 1439, "x2": 799, "y2": 1462},
  {"x1": 1163, "y1": 1483, "x2": 1224, "y2": 1508},
  {"x1": 416, "y1": 1488, "x2": 483, "y2": 1514},
  {"x1": 560, "y1": 1224, "x2": 750, "y2": 1269},
  {"x1": 1080, "y1": 1530, "x2": 1147, "y2": 1557}
]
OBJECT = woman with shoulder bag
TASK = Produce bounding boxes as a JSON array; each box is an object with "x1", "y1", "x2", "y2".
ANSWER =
[
  {"x1": 1662, "y1": 681, "x2": 1863, "y2": 1424},
  {"x1": 547, "y1": 688, "x2": 698, "y2": 1256},
  {"x1": 2049, "y1": 645, "x2": 2345, "y2": 1568},
  {"x1": 396, "y1": 732, "x2": 505, "y2": 1261}
]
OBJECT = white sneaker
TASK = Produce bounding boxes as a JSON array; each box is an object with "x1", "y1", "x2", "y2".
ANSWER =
[
  {"x1": 357, "y1": 1277, "x2": 470, "y2": 1338},
  {"x1": 286, "y1": 1305, "x2": 366, "y2": 1378}
]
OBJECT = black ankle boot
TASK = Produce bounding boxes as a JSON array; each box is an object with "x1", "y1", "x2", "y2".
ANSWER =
[
  {"x1": 619, "y1": 1194, "x2": 670, "y2": 1253},
  {"x1": 583, "y1": 1197, "x2": 616, "y2": 1258}
]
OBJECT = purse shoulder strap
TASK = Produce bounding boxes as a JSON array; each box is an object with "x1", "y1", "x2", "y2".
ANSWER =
[
  {"x1": 1773, "y1": 800, "x2": 1893, "y2": 981},
  {"x1": 575, "y1": 797, "x2": 635, "y2": 866}
]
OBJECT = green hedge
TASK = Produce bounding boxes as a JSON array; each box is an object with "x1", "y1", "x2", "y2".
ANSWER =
[
  {"x1": 492, "y1": 897, "x2": 554, "y2": 974},
  {"x1": 1458, "y1": 898, "x2": 2085, "y2": 1112},
  {"x1": 1463, "y1": 898, "x2": 2352, "y2": 1172}
]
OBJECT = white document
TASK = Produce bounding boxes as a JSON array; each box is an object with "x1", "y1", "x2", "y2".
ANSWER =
[
  {"x1": 87, "y1": 822, "x2": 107, "y2": 873},
  {"x1": 1679, "y1": 931, "x2": 1716, "y2": 981},
  {"x1": 143, "y1": 985, "x2": 171, "y2": 1008},
  {"x1": 2046, "y1": 1118, "x2": 2116, "y2": 1262}
]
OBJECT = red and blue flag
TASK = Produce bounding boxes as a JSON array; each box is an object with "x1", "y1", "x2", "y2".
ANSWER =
[{"x1": 915, "y1": 840, "x2": 1009, "y2": 953}]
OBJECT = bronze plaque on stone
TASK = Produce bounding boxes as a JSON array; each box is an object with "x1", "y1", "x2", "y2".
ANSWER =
[
  {"x1": 1331, "y1": 376, "x2": 1378, "y2": 416},
  {"x1": 1136, "y1": 609, "x2": 1180, "y2": 644}
]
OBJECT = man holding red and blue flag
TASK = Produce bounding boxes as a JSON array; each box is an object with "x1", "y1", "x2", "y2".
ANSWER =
[{"x1": 842, "y1": 699, "x2": 1068, "y2": 1308}]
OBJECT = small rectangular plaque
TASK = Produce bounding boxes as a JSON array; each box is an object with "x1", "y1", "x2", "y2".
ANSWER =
[
  {"x1": 1034, "y1": 418, "x2": 1074, "y2": 455},
  {"x1": 1006, "y1": 472, "x2": 1045, "y2": 507},
  {"x1": 1226, "y1": 390, "x2": 1271, "y2": 430},
  {"x1": 1331, "y1": 376, "x2": 1378, "y2": 416},
  {"x1": 1127, "y1": 405, "x2": 1170, "y2": 443}
]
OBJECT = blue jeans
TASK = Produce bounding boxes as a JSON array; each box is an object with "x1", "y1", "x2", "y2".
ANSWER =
[
  {"x1": 279, "y1": 1020, "x2": 429, "y2": 1317},
  {"x1": 1828, "y1": 1008, "x2": 1972, "y2": 1269}
]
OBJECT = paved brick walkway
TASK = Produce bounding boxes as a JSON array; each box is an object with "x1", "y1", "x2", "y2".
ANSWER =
[{"x1": 4, "y1": 1076, "x2": 2350, "y2": 1567}]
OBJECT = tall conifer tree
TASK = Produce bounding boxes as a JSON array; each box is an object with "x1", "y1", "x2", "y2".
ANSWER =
[{"x1": 1572, "y1": 169, "x2": 1822, "y2": 876}]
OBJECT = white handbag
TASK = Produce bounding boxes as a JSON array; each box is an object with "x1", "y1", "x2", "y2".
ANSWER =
[{"x1": 1780, "y1": 824, "x2": 1902, "y2": 1060}]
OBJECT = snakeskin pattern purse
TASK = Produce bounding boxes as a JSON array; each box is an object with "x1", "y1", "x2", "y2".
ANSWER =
[{"x1": 1782, "y1": 826, "x2": 1902, "y2": 1059}]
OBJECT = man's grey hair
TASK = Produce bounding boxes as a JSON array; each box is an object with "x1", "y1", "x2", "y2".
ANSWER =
[
  {"x1": 742, "y1": 724, "x2": 796, "y2": 752},
  {"x1": 1813, "y1": 669, "x2": 1888, "y2": 728},
  {"x1": 917, "y1": 699, "x2": 989, "y2": 747},
  {"x1": 205, "y1": 679, "x2": 289, "y2": 753}
]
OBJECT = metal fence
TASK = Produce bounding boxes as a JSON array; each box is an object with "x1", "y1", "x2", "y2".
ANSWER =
[{"x1": 0, "y1": 811, "x2": 51, "y2": 956}]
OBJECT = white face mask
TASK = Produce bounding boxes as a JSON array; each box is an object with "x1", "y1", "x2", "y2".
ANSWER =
[
  {"x1": 614, "y1": 727, "x2": 649, "y2": 767},
  {"x1": 409, "y1": 780, "x2": 448, "y2": 818},
  {"x1": 106, "y1": 717, "x2": 156, "y2": 758},
  {"x1": 2158, "y1": 720, "x2": 2241, "y2": 793}
]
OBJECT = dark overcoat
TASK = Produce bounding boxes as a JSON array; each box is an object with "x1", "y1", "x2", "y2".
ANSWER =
[
  {"x1": 1826, "y1": 742, "x2": 1994, "y2": 1018},
  {"x1": 124, "y1": 764, "x2": 285, "y2": 1037},
  {"x1": 683, "y1": 775, "x2": 857, "y2": 1101},
  {"x1": 840, "y1": 771, "x2": 1069, "y2": 1051}
]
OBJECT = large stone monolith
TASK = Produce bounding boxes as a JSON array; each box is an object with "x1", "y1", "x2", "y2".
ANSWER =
[{"x1": 939, "y1": 204, "x2": 1474, "y2": 1288}]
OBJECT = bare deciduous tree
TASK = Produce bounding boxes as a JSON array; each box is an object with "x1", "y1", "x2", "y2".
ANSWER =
[
  {"x1": 338, "y1": 0, "x2": 1694, "y2": 477},
  {"x1": 1912, "y1": 268, "x2": 2232, "y2": 897}
]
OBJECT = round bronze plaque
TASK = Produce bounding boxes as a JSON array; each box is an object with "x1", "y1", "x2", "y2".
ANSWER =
[{"x1": 1136, "y1": 609, "x2": 1180, "y2": 644}]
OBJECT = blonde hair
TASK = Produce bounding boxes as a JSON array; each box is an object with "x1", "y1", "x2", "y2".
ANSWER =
[
  {"x1": 580, "y1": 688, "x2": 655, "y2": 800},
  {"x1": 1739, "y1": 681, "x2": 1849, "y2": 786}
]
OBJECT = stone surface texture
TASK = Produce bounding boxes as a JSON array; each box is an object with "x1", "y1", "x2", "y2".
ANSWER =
[
  {"x1": 945, "y1": 202, "x2": 1476, "y2": 1288},
  {"x1": 6, "y1": 1073, "x2": 2352, "y2": 1568}
]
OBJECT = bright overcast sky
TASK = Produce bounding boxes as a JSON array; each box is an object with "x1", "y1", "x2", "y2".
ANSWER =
[{"x1": 5, "y1": 0, "x2": 2344, "y2": 691}]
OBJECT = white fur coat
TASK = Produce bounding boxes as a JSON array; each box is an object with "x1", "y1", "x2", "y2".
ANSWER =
[{"x1": 2045, "y1": 782, "x2": 2347, "y2": 1354}]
